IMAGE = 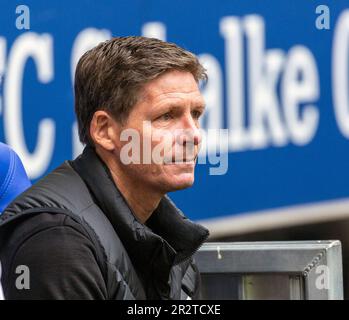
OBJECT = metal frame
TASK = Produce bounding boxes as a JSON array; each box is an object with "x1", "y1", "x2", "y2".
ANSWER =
[{"x1": 194, "y1": 241, "x2": 343, "y2": 300}]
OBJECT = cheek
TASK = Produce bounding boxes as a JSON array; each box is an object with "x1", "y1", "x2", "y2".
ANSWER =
[{"x1": 150, "y1": 130, "x2": 175, "y2": 159}]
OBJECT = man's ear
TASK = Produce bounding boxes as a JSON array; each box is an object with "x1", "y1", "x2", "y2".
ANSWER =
[{"x1": 89, "y1": 110, "x2": 121, "y2": 151}]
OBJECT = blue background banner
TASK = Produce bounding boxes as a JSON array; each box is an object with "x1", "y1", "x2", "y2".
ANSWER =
[{"x1": 1, "y1": 0, "x2": 349, "y2": 228}]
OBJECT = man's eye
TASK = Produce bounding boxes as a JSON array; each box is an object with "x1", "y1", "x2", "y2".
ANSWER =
[
  {"x1": 159, "y1": 112, "x2": 173, "y2": 121},
  {"x1": 192, "y1": 110, "x2": 202, "y2": 119}
]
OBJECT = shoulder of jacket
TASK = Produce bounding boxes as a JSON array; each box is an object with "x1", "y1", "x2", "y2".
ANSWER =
[{"x1": 0, "y1": 160, "x2": 144, "y2": 299}]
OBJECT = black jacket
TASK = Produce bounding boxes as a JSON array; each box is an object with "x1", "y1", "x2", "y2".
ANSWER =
[{"x1": 0, "y1": 147, "x2": 209, "y2": 300}]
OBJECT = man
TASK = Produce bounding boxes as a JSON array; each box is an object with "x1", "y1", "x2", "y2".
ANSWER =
[{"x1": 0, "y1": 36, "x2": 210, "y2": 299}]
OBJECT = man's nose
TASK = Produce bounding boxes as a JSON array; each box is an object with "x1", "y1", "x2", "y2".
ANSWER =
[{"x1": 177, "y1": 116, "x2": 202, "y2": 146}]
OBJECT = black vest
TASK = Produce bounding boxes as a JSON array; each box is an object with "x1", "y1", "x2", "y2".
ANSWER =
[{"x1": 0, "y1": 147, "x2": 209, "y2": 299}]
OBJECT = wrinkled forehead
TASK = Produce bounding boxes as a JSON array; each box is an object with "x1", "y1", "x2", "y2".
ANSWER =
[{"x1": 140, "y1": 70, "x2": 204, "y2": 104}]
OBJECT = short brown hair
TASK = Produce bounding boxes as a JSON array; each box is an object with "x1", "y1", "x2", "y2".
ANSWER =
[{"x1": 74, "y1": 36, "x2": 207, "y2": 145}]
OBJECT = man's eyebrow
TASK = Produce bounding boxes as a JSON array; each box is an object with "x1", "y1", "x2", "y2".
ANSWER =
[
  {"x1": 192, "y1": 103, "x2": 206, "y2": 109},
  {"x1": 162, "y1": 104, "x2": 183, "y2": 111},
  {"x1": 155, "y1": 101, "x2": 206, "y2": 111}
]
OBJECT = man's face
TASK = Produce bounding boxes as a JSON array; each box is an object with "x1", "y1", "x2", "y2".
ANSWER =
[{"x1": 115, "y1": 70, "x2": 205, "y2": 194}]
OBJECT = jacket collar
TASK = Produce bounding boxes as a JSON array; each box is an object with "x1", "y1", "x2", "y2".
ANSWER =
[{"x1": 71, "y1": 146, "x2": 209, "y2": 295}]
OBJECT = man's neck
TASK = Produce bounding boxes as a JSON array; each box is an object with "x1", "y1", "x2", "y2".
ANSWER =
[{"x1": 96, "y1": 149, "x2": 162, "y2": 224}]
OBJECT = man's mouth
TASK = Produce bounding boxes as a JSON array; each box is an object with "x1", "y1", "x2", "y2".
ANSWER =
[{"x1": 164, "y1": 155, "x2": 197, "y2": 164}]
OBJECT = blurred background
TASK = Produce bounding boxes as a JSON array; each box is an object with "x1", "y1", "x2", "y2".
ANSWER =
[{"x1": 1, "y1": 0, "x2": 349, "y2": 297}]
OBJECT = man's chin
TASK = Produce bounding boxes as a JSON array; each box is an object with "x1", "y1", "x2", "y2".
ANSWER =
[{"x1": 166, "y1": 175, "x2": 195, "y2": 191}]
